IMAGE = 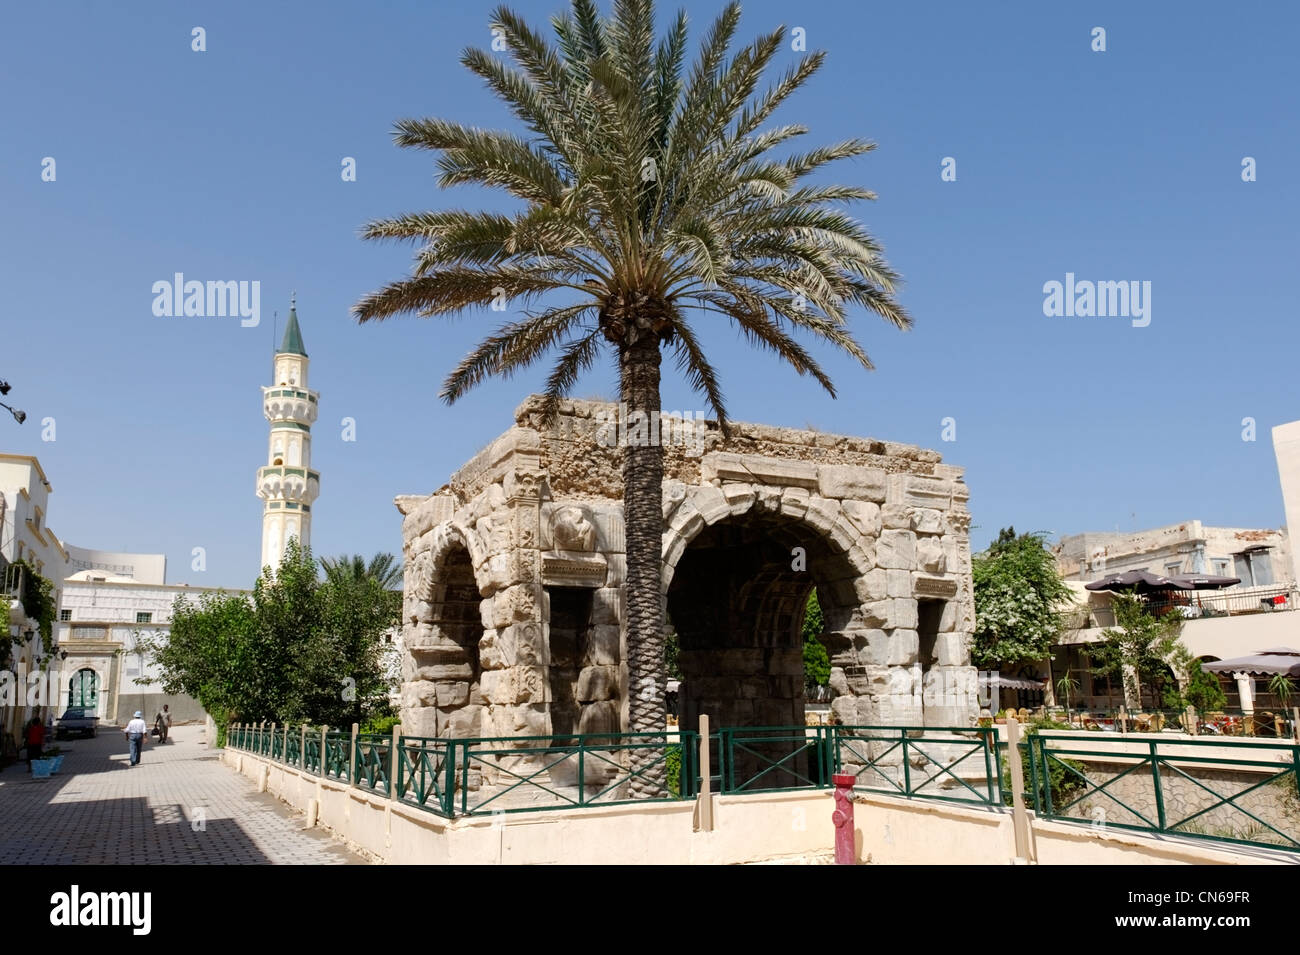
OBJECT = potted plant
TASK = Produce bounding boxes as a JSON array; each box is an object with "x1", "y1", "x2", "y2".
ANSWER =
[
  {"x1": 994, "y1": 709, "x2": 1008, "y2": 725},
  {"x1": 44, "y1": 745, "x2": 65, "y2": 773},
  {"x1": 1056, "y1": 669, "x2": 1080, "y2": 719},
  {"x1": 1269, "y1": 673, "x2": 1294, "y2": 709}
]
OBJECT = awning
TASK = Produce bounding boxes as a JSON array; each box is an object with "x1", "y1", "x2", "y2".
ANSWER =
[
  {"x1": 977, "y1": 674, "x2": 1045, "y2": 690},
  {"x1": 1202, "y1": 648, "x2": 1300, "y2": 678}
]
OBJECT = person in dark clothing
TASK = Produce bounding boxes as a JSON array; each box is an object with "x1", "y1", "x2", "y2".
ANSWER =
[{"x1": 25, "y1": 716, "x2": 45, "y2": 771}]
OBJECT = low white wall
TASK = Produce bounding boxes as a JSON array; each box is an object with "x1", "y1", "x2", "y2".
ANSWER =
[{"x1": 222, "y1": 749, "x2": 1296, "y2": 865}]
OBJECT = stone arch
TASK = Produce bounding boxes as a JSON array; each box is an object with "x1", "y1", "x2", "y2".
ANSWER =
[
  {"x1": 402, "y1": 520, "x2": 490, "y2": 738},
  {"x1": 417, "y1": 520, "x2": 491, "y2": 605},
  {"x1": 663, "y1": 496, "x2": 869, "y2": 734},
  {"x1": 661, "y1": 491, "x2": 870, "y2": 632}
]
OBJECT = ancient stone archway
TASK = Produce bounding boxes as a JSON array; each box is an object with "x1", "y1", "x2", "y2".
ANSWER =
[
  {"x1": 665, "y1": 502, "x2": 866, "y2": 735},
  {"x1": 397, "y1": 396, "x2": 980, "y2": 746}
]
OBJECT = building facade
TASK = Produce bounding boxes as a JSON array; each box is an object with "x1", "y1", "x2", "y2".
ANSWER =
[{"x1": 55, "y1": 571, "x2": 239, "y2": 725}]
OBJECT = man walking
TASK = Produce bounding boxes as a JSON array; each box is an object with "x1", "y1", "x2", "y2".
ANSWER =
[{"x1": 124, "y1": 710, "x2": 148, "y2": 766}]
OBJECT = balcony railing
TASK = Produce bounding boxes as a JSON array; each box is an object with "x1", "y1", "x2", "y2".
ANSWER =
[
  {"x1": 1148, "y1": 586, "x2": 1296, "y2": 619},
  {"x1": 1058, "y1": 586, "x2": 1297, "y2": 632}
]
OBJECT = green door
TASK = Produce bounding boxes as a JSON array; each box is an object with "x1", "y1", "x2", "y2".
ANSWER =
[{"x1": 69, "y1": 669, "x2": 99, "y2": 711}]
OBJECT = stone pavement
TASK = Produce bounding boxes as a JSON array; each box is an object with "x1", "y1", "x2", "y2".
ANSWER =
[{"x1": 0, "y1": 724, "x2": 365, "y2": 864}]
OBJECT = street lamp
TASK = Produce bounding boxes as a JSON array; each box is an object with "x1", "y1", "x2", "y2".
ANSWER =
[{"x1": 0, "y1": 379, "x2": 26, "y2": 424}]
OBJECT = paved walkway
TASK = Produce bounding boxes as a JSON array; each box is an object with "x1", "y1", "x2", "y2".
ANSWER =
[{"x1": 0, "y1": 724, "x2": 365, "y2": 864}]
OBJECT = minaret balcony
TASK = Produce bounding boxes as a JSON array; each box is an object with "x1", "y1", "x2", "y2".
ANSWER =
[
  {"x1": 257, "y1": 465, "x2": 321, "y2": 504},
  {"x1": 263, "y1": 389, "x2": 319, "y2": 425}
]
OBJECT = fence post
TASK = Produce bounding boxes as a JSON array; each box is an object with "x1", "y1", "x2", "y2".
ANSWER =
[
  {"x1": 1148, "y1": 739, "x2": 1167, "y2": 832},
  {"x1": 270, "y1": 722, "x2": 277, "y2": 759},
  {"x1": 900, "y1": 730, "x2": 912, "y2": 796},
  {"x1": 390, "y1": 722, "x2": 402, "y2": 798},
  {"x1": 696, "y1": 714, "x2": 713, "y2": 832},
  {"x1": 349, "y1": 722, "x2": 359, "y2": 785},
  {"x1": 1185, "y1": 705, "x2": 1198, "y2": 736},
  {"x1": 1292, "y1": 707, "x2": 1299, "y2": 744},
  {"x1": 300, "y1": 724, "x2": 306, "y2": 770},
  {"x1": 1004, "y1": 717, "x2": 1035, "y2": 862},
  {"x1": 319, "y1": 725, "x2": 328, "y2": 778},
  {"x1": 283, "y1": 722, "x2": 289, "y2": 762}
]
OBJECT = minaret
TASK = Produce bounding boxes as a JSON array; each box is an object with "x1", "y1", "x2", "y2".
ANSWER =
[{"x1": 257, "y1": 295, "x2": 320, "y2": 570}]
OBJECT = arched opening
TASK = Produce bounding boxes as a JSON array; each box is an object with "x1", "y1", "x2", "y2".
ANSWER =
[
  {"x1": 425, "y1": 542, "x2": 484, "y2": 736},
  {"x1": 667, "y1": 510, "x2": 859, "y2": 787},
  {"x1": 69, "y1": 668, "x2": 99, "y2": 711}
]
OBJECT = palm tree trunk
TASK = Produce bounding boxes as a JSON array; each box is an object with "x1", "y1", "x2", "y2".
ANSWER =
[{"x1": 620, "y1": 330, "x2": 667, "y2": 794}]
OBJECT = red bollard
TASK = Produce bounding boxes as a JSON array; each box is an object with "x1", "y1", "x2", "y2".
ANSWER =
[{"x1": 832, "y1": 773, "x2": 856, "y2": 865}]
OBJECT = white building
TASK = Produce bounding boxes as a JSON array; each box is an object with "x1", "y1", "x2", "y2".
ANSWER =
[
  {"x1": 56, "y1": 570, "x2": 247, "y2": 725},
  {"x1": 257, "y1": 300, "x2": 320, "y2": 570},
  {"x1": 2, "y1": 452, "x2": 236, "y2": 736},
  {"x1": 1, "y1": 454, "x2": 68, "y2": 740},
  {"x1": 1273, "y1": 419, "x2": 1300, "y2": 591}
]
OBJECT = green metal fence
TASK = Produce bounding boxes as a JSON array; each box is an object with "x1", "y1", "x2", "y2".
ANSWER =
[
  {"x1": 303, "y1": 732, "x2": 321, "y2": 774},
  {"x1": 396, "y1": 736, "x2": 453, "y2": 817},
  {"x1": 223, "y1": 722, "x2": 1300, "y2": 852},
  {"x1": 1026, "y1": 733, "x2": 1300, "y2": 852},
  {"x1": 353, "y1": 734, "x2": 392, "y2": 795},
  {"x1": 832, "y1": 725, "x2": 1001, "y2": 807},
  {"x1": 324, "y1": 731, "x2": 350, "y2": 782},
  {"x1": 716, "y1": 726, "x2": 832, "y2": 794},
  {"x1": 451, "y1": 731, "x2": 695, "y2": 816}
]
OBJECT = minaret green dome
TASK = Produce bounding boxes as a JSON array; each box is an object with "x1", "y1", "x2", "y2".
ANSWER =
[{"x1": 279, "y1": 298, "x2": 308, "y2": 356}]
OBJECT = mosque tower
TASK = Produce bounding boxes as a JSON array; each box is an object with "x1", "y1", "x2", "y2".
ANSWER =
[{"x1": 257, "y1": 295, "x2": 320, "y2": 570}]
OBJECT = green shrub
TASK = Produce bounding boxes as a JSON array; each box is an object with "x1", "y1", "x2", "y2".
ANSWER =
[
  {"x1": 666, "y1": 745, "x2": 682, "y2": 797},
  {"x1": 361, "y1": 714, "x2": 400, "y2": 736}
]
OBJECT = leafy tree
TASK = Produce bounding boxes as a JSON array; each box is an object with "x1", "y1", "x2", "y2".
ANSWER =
[
  {"x1": 1091, "y1": 592, "x2": 1183, "y2": 708},
  {"x1": 142, "y1": 540, "x2": 397, "y2": 742},
  {"x1": 802, "y1": 589, "x2": 830, "y2": 687},
  {"x1": 972, "y1": 528, "x2": 1073, "y2": 669},
  {"x1": 352, "y1": 0, "x2": 910, "y2": 783},
  {"x1": 1162, "y1": 644, "x2": 1226, "y2": 712},
  {"x1": 141, "y1": 590, "x2": 264, "y2": 744}
]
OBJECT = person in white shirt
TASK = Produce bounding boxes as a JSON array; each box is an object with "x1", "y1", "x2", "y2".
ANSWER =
[{"x1": 124, "y1": 711, "x2": 149, "y2": 766}]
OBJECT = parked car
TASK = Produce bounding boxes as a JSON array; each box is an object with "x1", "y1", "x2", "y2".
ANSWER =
[{"x1": 55, "y1": 707, "x2": 99, "y2": 739}]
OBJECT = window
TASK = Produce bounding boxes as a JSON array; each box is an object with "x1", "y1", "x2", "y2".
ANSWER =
[
  {"x1": 1213, "y1": 559, "x2": 1230, "y2": 577},
  {"x1": 135, "y1": 612, "x2": 152, "y2": 624},
  {"x1": 1233, "y1": 549, "x2": 1275, "y2": 588},
  {"x1": 59, "y1": 609, "x2": 72, "y2": 622},
  {"x1": 1165, "y1": 562, "x2": 1182, "y2": 577}
]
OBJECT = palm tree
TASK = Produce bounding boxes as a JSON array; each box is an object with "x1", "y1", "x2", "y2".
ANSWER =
[
  {"x1": 320, "y1": 553, "x2": 404, "y2": 591},
  {"x1": 354, "y1": 0, "x2": 911, "y2": 776}
]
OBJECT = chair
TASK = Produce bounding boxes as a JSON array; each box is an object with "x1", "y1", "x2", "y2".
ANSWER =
[{"x1": 1017, "y1": 707, "x2": 1030, "y2": 722}]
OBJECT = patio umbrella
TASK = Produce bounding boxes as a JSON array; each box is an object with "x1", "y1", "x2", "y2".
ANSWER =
[
  {"x1": 1169, "y1": 573, "x2": 1241, "y2": 590},
  {"x1": 1085, "y1": 570, "x2": 1192, "y2": 593},
  {"x1": 1202, "y1": 648, "x2": 1300, "y2": 678}
]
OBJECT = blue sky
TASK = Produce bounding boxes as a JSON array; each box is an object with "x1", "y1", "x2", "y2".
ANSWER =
[{"x1": 1, "y1": 1, "x2": 1296, "y2": 588}]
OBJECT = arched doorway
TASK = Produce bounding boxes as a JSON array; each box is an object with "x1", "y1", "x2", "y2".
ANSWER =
[
  {"x1": 420, "y1": 540, "x2": 485, "y2": 737},
  {"x1": 69, "y1": 668, "x2": 99, "y2": 711},
  {"x1": 666, "y1": 510, "x2": 861, "y2": 787}
]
